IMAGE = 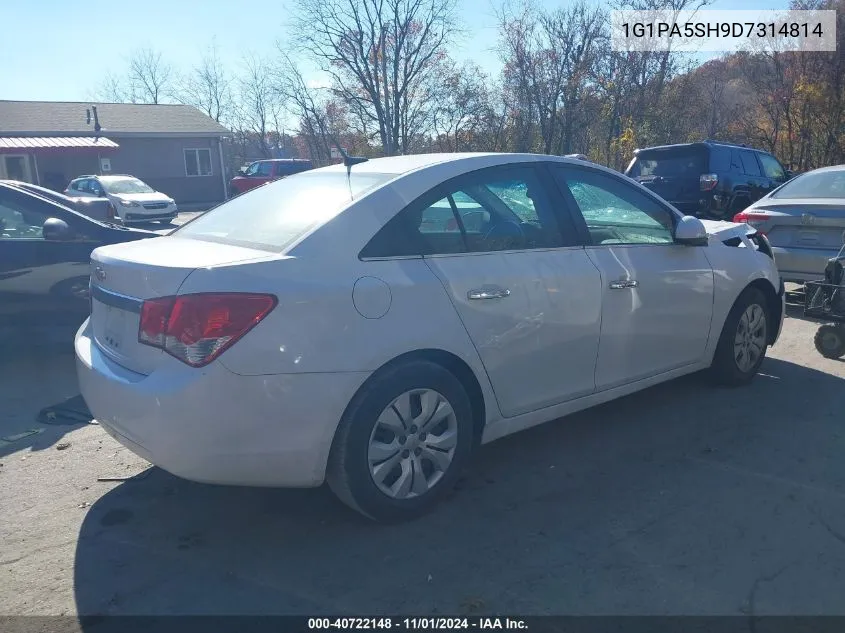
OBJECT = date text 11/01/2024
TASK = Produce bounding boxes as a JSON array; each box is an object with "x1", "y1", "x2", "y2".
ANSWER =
[{"x1": 307, "y1": 618, "x2": 529, "y2": 630}]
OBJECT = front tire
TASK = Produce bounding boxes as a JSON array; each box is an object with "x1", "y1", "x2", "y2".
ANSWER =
[
  {"x1": 710, "y1": 287, "x2": 770, "y2": 386},
  {"x1": 327, "y1": 360, "x2": 474, "y2": 522},
  {"x1": 814, "y1": 324, "x2": 845, "y2": 359}
]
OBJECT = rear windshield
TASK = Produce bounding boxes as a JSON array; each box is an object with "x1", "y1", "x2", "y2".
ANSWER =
[
  {"x1": 173, "y1": 171, "x2": 393, "y2": 251},
  {"x1": 627, "y1": 148, "x2": 706, "y2": 179},
  {"x1": 771, "y1": 170, "x2": 845, "y2": 199}
]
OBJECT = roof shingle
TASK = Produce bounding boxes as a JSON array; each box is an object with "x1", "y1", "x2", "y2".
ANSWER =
[{"x1": 0, "y1": 100, "x2": 230, "y2": 136}]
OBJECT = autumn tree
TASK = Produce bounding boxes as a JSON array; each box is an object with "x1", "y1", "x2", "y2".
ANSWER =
[{"x1": 293, "y1": 0, "x2": 459, "y2": 155}]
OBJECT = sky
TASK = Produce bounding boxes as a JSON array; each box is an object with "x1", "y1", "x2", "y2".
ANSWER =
[{"x1": 0, "y1": 0, "x2": 792, "y2": 104}]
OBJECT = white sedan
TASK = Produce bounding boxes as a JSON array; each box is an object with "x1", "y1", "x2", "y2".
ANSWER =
[{"x1": 75, "y1": 153, "x2": 785, "y2": 521}]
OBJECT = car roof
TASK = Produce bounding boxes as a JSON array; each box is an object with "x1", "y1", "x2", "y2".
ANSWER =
[
  {"x1": 255, "y1": 158, "x2": 312, "y2": 163},
  {"x1": 633, "y1": 141, "x2": 765, "y2": 155},
  {"x1": 312, "y1": 152, "x2": 603, "y2": 178}
]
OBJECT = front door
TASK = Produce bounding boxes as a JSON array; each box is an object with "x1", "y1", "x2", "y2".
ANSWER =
[
  {"x1": 0, "y1": 185, "x2": 96, "y2": 337},
  {"x1": 552, "y1": 165, "x2": 715, "y2": 391},
  {"x1": 416, "y1": 164, "x2": 602, "y2": 417}
]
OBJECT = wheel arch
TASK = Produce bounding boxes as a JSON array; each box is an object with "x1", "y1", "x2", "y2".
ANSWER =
[
  {"x1": 746, "y1": 277, "x2": 781, "y2": 345},
  {"x1": 338, "y1": 348, "x2": 488, "y2": 447}
]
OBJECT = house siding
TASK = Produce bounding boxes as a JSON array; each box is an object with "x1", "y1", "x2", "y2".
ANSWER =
[{"x1": 106, "y1": 136, "x2": 225, "y2": 204}]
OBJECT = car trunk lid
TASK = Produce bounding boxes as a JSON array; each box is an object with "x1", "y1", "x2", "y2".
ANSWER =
[
  {"x1": 746, "y1": 200, "x2": 845, "y2": 250},
  {"x1": 89, "y1": 237, "x2": 275, "y2": 375}
]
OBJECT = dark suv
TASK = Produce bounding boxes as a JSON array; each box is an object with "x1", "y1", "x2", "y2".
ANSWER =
[{"x1": 624, "y1": 141, "x2": 792, "y2": 219}]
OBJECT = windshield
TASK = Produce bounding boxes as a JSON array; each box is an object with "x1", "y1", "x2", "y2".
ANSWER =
[
  {"x1": 627, "y1": 148, "x2": 706, "y2": 179},
  {"x1": 102, "y1": 178, "x2": 156, "y2": 195},
  {"x1": 173, "y1": 170, "x2": 393, "y2": 251},
  {"x1": 771, "y1": 170, "x2": 845, "y2": 199}
]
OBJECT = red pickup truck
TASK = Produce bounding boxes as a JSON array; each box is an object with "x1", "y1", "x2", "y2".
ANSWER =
[{"x1": 229, "y1": 159, "x2": 314, "y2": 196}]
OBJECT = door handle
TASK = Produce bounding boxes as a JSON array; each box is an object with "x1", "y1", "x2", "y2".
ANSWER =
[
  {"x1": 468, "y1": 286, "x2": 511, "y2": 300},
  {"x1": 609, "y1": 280, "x2": 639, "y2": 290}
]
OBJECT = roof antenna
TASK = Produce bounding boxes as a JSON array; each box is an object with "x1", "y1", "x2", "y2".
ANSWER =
[{"x1": 329, "y1": 135, "x2": 368, "y2": 198}]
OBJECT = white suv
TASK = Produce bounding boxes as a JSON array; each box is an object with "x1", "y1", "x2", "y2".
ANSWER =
[{"x1": 65, "y1": 175, "x2": 178, "y2": 225}]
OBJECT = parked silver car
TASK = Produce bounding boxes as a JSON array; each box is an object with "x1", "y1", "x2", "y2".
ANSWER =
[{"x1": 734, "y1": 165, "x2": 845, "y2": 283}]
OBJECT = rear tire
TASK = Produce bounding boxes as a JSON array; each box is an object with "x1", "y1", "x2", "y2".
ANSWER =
[
  {"x1": 710, "y1": 287, "x2": 770, "y2": 386},
  {"x1": 326, "y1": 360, "x2": 474, "y2": 522},
  {"x1": 814, "y1": 324, "x2": 845, "y2": 359}
]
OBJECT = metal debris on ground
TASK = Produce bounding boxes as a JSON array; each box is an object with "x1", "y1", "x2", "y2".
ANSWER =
[
  {"x1": 37, "y1": 394, "x2": 93, "y2": 426},
  {"x1": 1, "y1": 429, "x2": 44, "y2": 446}
]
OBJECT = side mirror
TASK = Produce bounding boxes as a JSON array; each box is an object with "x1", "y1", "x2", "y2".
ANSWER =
[
  {"x1": 674, "y1": 215, "x2": 708, "y2": 246},
  {"x1": 785, "y1": 169, "x2": 795, "y2": 180},
  {"x1": 43, "y1": 217, "x2": 73, "y2": 241}
]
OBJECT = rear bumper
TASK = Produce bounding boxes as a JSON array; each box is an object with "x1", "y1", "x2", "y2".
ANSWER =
[
  {"x1": 75, "y1": 319, "x2": 370, "y2": 487},
  {"x1": 771, "y1": 246, "x2": 837, "y2": 283}
]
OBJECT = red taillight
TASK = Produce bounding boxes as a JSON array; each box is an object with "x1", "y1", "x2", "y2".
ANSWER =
[
  {"x1": 700, "y1": 173, "x2": 718, "y2": 191},
  {"x1": 732, "y1": 211, "x2": 769, "y2": 235},
  {"x1": 138, "y1": 293, "x2": 277, "y2": 367}
]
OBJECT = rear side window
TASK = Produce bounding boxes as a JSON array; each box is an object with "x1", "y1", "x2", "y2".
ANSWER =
[
  {"x1": 739, "y1": 151, "x2": 761, "y2": 176},
  {"x1": 174, "y1": 171, "x2": 392, "y2": 251},
  {"x1": 626, "y1": 147, "x2": 706, "y2": 179},
  {"x1": 360, "y1": 165, "x2": 573, "y2": 258},
  {"x1": 709, "y1": 147, "x2": 730, "y2": 172}
]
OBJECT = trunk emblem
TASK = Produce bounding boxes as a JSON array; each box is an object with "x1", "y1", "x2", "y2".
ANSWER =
[
  {"x1": 801, "y1": 213, "x2": 816, "y2": 226},
  {"x1": 94, "y1": 266, "x2": 107, "y2": 282}
]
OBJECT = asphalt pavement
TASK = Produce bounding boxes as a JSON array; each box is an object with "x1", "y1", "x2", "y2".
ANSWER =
[{"x1": 1, "y1": 296, "x2": 845, "y2": 618}]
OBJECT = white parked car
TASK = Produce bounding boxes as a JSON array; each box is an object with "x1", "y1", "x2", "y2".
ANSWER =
[
  {"x1": 75, "y1": 153, "x2": 785, "y2": 521},
  {"x1": 65, "y1": 175, "x2": 178, "y2": 225}
]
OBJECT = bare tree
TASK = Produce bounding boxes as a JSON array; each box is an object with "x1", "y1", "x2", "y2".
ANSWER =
[
  {"x1": 96, "y1": 72, "x2": 132, "y2": 103},
  {"x1": 236, "y1": 55, "x2": 286, "y2": 158},
  {"x1": 430, "y1": 60, "x2": 491, "y2": 152},
  {"x1": 180, "y1": 40, "x2": 233, "y2": 122},
  {"x1": 293, "y1": 0, "x2": 459, "y2": 155},
  {"x1": 127, "y1": 48, "x2": 173, "y2": 104},
  {"x1": 276, "y1": 53, "x2": 337, "y2": 164}
]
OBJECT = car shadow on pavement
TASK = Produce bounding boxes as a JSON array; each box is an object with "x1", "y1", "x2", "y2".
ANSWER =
[{"x1": 73, "y1": 356, "x2": 845, "y2": 617}]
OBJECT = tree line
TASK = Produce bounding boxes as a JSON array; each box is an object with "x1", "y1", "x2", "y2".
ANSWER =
[{"x1": 94, "y1": 0, "x2": 845, "y2": 173}]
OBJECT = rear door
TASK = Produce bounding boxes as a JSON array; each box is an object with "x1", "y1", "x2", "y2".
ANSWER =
[
  {"x1": 551, "y1": 165, "x2": 714, "y2": 390},
  {"x1": 366, "y1": 162, "x2": 603, "y2": 418},
  {"x1": 738, "y1": 150, "x2": 769, "y2": 202}
]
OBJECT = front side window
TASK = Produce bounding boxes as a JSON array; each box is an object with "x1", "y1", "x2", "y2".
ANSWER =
[
  {"x1": 244, "y1": 162, "x2": 260, "y2": 176},
  {"x1": 361, "y1": 165, "x2": 569, "y2": 258},
  {"x1": 759, "y1": 154, "x2": 786, "y2": 181},
  {"x1": 556, "y1": 167, "x2": 675, "y2": 245},
  {"x1": 184, "y1": 148, "x2": 213, "y2": 177},
  {"x1": 257, "y1": 162, "x2": 274, "y2": 177},
  {"x1": 174, "y1": 171, "x2": 392, "y2": 251},
  {"x1": 0, "y1": 191, "x2": 49, "y2": 239}
]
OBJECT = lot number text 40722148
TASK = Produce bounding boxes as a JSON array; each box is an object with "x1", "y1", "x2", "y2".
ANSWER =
[{"x1": 307, "y1": 617, "x2": 529, "y2": 630}]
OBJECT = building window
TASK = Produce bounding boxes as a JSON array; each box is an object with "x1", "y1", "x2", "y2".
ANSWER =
[{"x1": 184, "y1": 148, "x2": 212, "y2": 177}]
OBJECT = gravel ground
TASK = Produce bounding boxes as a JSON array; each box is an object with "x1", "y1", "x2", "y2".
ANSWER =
[{"x1": 2, "y1": 294, "x2": 845, "y2": 618}]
